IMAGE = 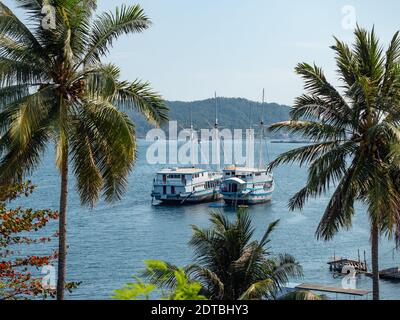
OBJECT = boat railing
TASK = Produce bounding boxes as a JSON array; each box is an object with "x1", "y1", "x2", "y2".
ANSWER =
[
  {"x1": 154, "y1": 179, "x2": 214, "y2": 188},
  {"x1": 154, "y1": 179, "x2": 186, "y2": 186}
]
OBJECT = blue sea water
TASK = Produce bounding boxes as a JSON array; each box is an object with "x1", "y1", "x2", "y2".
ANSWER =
[{"x1": 19, "y1": 140, "x2": 400, "y2": 300}]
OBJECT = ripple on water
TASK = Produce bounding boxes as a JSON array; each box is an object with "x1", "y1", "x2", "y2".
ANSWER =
[{"x1": 19, "y1": 142, "x2": 400, "y2": 299}]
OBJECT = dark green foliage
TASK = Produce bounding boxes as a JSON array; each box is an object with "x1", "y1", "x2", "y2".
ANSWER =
[
  {"x1": 144, "y1": 209, "x2": 303, "y2": 300},
  {"x1": 269, "y1": 26, "x2": 400, "y2": 300},
  {"x1": 128, "y1": 98, "x2": 291, "y2": 138}
]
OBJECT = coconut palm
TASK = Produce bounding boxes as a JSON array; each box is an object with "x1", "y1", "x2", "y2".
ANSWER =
[
  {"x1": 0, "y1": 0, "x2": 168, "y2": 300},
  {"x1": 145, "y1": 209, "x2": 303, "y2": 300},
  {"x1": 269, "y1": 26, "x2": 400, "y2": 300}
]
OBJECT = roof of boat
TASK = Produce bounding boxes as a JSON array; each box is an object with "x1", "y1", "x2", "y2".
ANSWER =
[
  {"x1": 157, "y1": 167, "x2": 207, "y2": 174},
  {"x1": 224, "y1": 177, "x2": 246, "y2": 184},
  {"x1": 223, "y1": 166, "x2": 267, "y2": 173}
]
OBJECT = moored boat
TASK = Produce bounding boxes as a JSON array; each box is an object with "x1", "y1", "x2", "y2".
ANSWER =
[
  {"x1": 151, "y1": 167, "x2": 222, "y2": 204},
  {"x1": 220, "y1": 165, "x2": 274, "y2": 205},
  {"x1": 221, "y1": 89, "x2": 275, "y2": 205}
]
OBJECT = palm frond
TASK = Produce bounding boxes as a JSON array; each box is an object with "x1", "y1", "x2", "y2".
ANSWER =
[
  {"x1": 291, "y1": 94, "x2": 351, "y2": 127},
  {"x1": 84, "y1": 63, "x2": 120, "y2": 100},
  {"x1": 315, "y1": 162, "x2": 360, "y2": 241},
  {"x1": 382, "y1": 31, "x2": 400, "y2": 95},
  {"x1": 295, "y1": 62, "x2": 352, "y2": 117},
  {"x1": 0, "y1": 126, "x2": 50, "y2": 183},
  {"x1": 331, "y1": 36, "x2": 358, "y2": 87},
  {"x1": 186, "y1": 264, "x2": 224, "y2": 299},
  {"x1": 267, "y1": 254, "x2": 303, "y2": 295},
  {"x1": 142, "y1": 260, "x2": 181, "y2": 290},
  {"x1": 269, "y1": 120, "x2": 346, "y2": 142},
  {"x1": 279, "y1": 290, "x2": 327, "y2": 300},
  {"x1": 0, "y1": 1, "x2": 47, "y2": 63},
  {"x1": 0, "y1": 57, "x2": 47, "y2": 86},
  {"x1": 77, "y1": 99, "x2": 136, "y2": 203},
  {"x1": 8, "y1": 87, "x2": 55, "y2": 147},
  {"x1": 79, "y1": 4, "x2": 151, "y2": 67},
  {"x1": 114, "y1": 79, "x2": 169, "y2": 126},
  {"x1": 353, "y1": 26, "x2": 385, "y2": 81},
  {"x1": 239, "y1": 279, "x2": 274, "y2": 300},
  {"x1": 288, "y1": 141, "x2": 356, "y2": 210},
  {"x1": 268, "y1": 141, "x2": 340, "y2": 169}
]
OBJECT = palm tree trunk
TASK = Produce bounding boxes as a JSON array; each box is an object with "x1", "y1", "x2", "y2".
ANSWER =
[
  {"x1": 371, "y1": 222, "x2": 380, "y2": 300},
  {"x1": 56, "y1": 151, "x2": 68, "y2": 300}
]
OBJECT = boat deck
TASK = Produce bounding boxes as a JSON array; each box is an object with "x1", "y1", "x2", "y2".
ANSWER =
[{"x1": 328, "y1": 258, "x2": 368, "y2": 273}]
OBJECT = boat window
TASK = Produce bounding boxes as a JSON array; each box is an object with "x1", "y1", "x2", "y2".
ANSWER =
[
  {"x1": 168, "y1": 174, "x2": 179, "y2": 179},
  {"x1": 232, "y1": 184, "x2": 238, "y2": 193}
]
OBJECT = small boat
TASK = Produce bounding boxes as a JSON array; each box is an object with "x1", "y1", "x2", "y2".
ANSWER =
[
  {"x1": 151, "y1": 167, "x2": 222, "y2": 204},
  {"x1": 220, "y1": 166, "x2": 274, "y2": 205},
  {"x1": 366, "y1": 267, "x2": 400, "y2": 281}
]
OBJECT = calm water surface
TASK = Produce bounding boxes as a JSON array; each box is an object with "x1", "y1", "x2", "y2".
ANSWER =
[{"x1": 20, "y1": 141, "x2": 400, "y2": 300}]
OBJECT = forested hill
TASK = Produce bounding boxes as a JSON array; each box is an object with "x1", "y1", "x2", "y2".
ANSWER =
[{"x1": 127, "y1": 97, "x2": 292, "y2": 138}]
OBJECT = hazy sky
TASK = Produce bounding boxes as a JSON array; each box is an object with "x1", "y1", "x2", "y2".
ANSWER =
[{"x1": 5, "y1": 0, "x2": 400, "y2": 105}]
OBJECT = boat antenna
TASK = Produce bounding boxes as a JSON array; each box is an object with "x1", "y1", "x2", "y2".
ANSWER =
[
  {"x1": 258, "y1": 89, "x2": 265, "y2": 169},
  {"x1": 214, "y1": 92, "x2": 221, "y2": 171},
  {"x1": 246, "y1": 98, "x2": 254, "y2": 168},
  {"x1": 189, "y1": 104, "x2": 197, "y2": 165},
  {"x1": 249, "y1": 98, "x2": 252, "y2": 130},
  {"x1": 190, "y1": 104, "x2": 193, "y2": 130}
]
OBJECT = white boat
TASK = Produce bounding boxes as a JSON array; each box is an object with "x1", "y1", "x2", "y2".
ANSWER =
[
  {"x1": 152, "y1": 93, "x2": 223, "y2": 204},
  {"x1": 220, "y1": 166, "x2": 274, "y2": 205},
  {"x1": 151, "y1": 167, "x2": 222, "y2": 204},
  {"x1": 220, "y1": 89, "x2": 275, "y2": 205}
]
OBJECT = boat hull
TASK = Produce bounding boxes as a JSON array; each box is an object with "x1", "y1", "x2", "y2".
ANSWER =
[
  {"x1": 152, "y1": 190, "x2": 222, "y2": 205},
  {"x1": 222, "y1": 192, "x2": 273, "y2": 205}
]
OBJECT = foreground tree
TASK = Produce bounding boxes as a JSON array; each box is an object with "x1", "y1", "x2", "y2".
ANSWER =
[
  {"x1": 113, "y1": 260, "x2": 207, "y2": 301},
  {"x1": 269, "y1": 27, "x2": 400, "y2": 300},
  {"x1": 0, "y1": 1, "x2": 168, "y2": 299},
  {"x1": 145, "y1": 210, "x2": 303, "y2": 300},
  {"x1": 0, "y1": 182, "x2": 78, "y2": 299}
]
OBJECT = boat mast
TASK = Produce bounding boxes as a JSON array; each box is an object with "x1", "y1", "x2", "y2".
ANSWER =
[
  {"x1": 246, "y1": 99, "x2": 254, "y2": 168},
  {"x1": 258, "y1": 89, "x2": 265, "y2": 169},
  {"x1": 214, "y1": 92, "x2": 221, "y2": 171},
  {"x1": 190, "y1": 104, "x2": 196, "y2": 165}
]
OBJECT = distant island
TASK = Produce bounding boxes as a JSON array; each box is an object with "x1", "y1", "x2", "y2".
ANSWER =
[{"x1": 128, "y1": 97, "x2": 294, "y2": 139}]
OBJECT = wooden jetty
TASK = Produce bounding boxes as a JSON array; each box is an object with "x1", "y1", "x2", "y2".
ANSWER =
[
  {"x1": 295, "y1": 283, "x2": 371, "y2": 298},
  {"x1": 328, "y1": 250, "x2": 368, "y2": 273},
  {"x1": 366, "y1": 267, "x2": 400, "y2": 281}
]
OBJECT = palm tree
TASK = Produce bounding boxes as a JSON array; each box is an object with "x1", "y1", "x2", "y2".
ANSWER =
[
  {"x1": 145, "y1": 209, "x2": 303, "y2": 300},
  {"x1": 269, "y1": 26, "x2": 400, "y2": 300},
  {"x1": 0, "y1": 0, "x2": 168, "y2": 300}
]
